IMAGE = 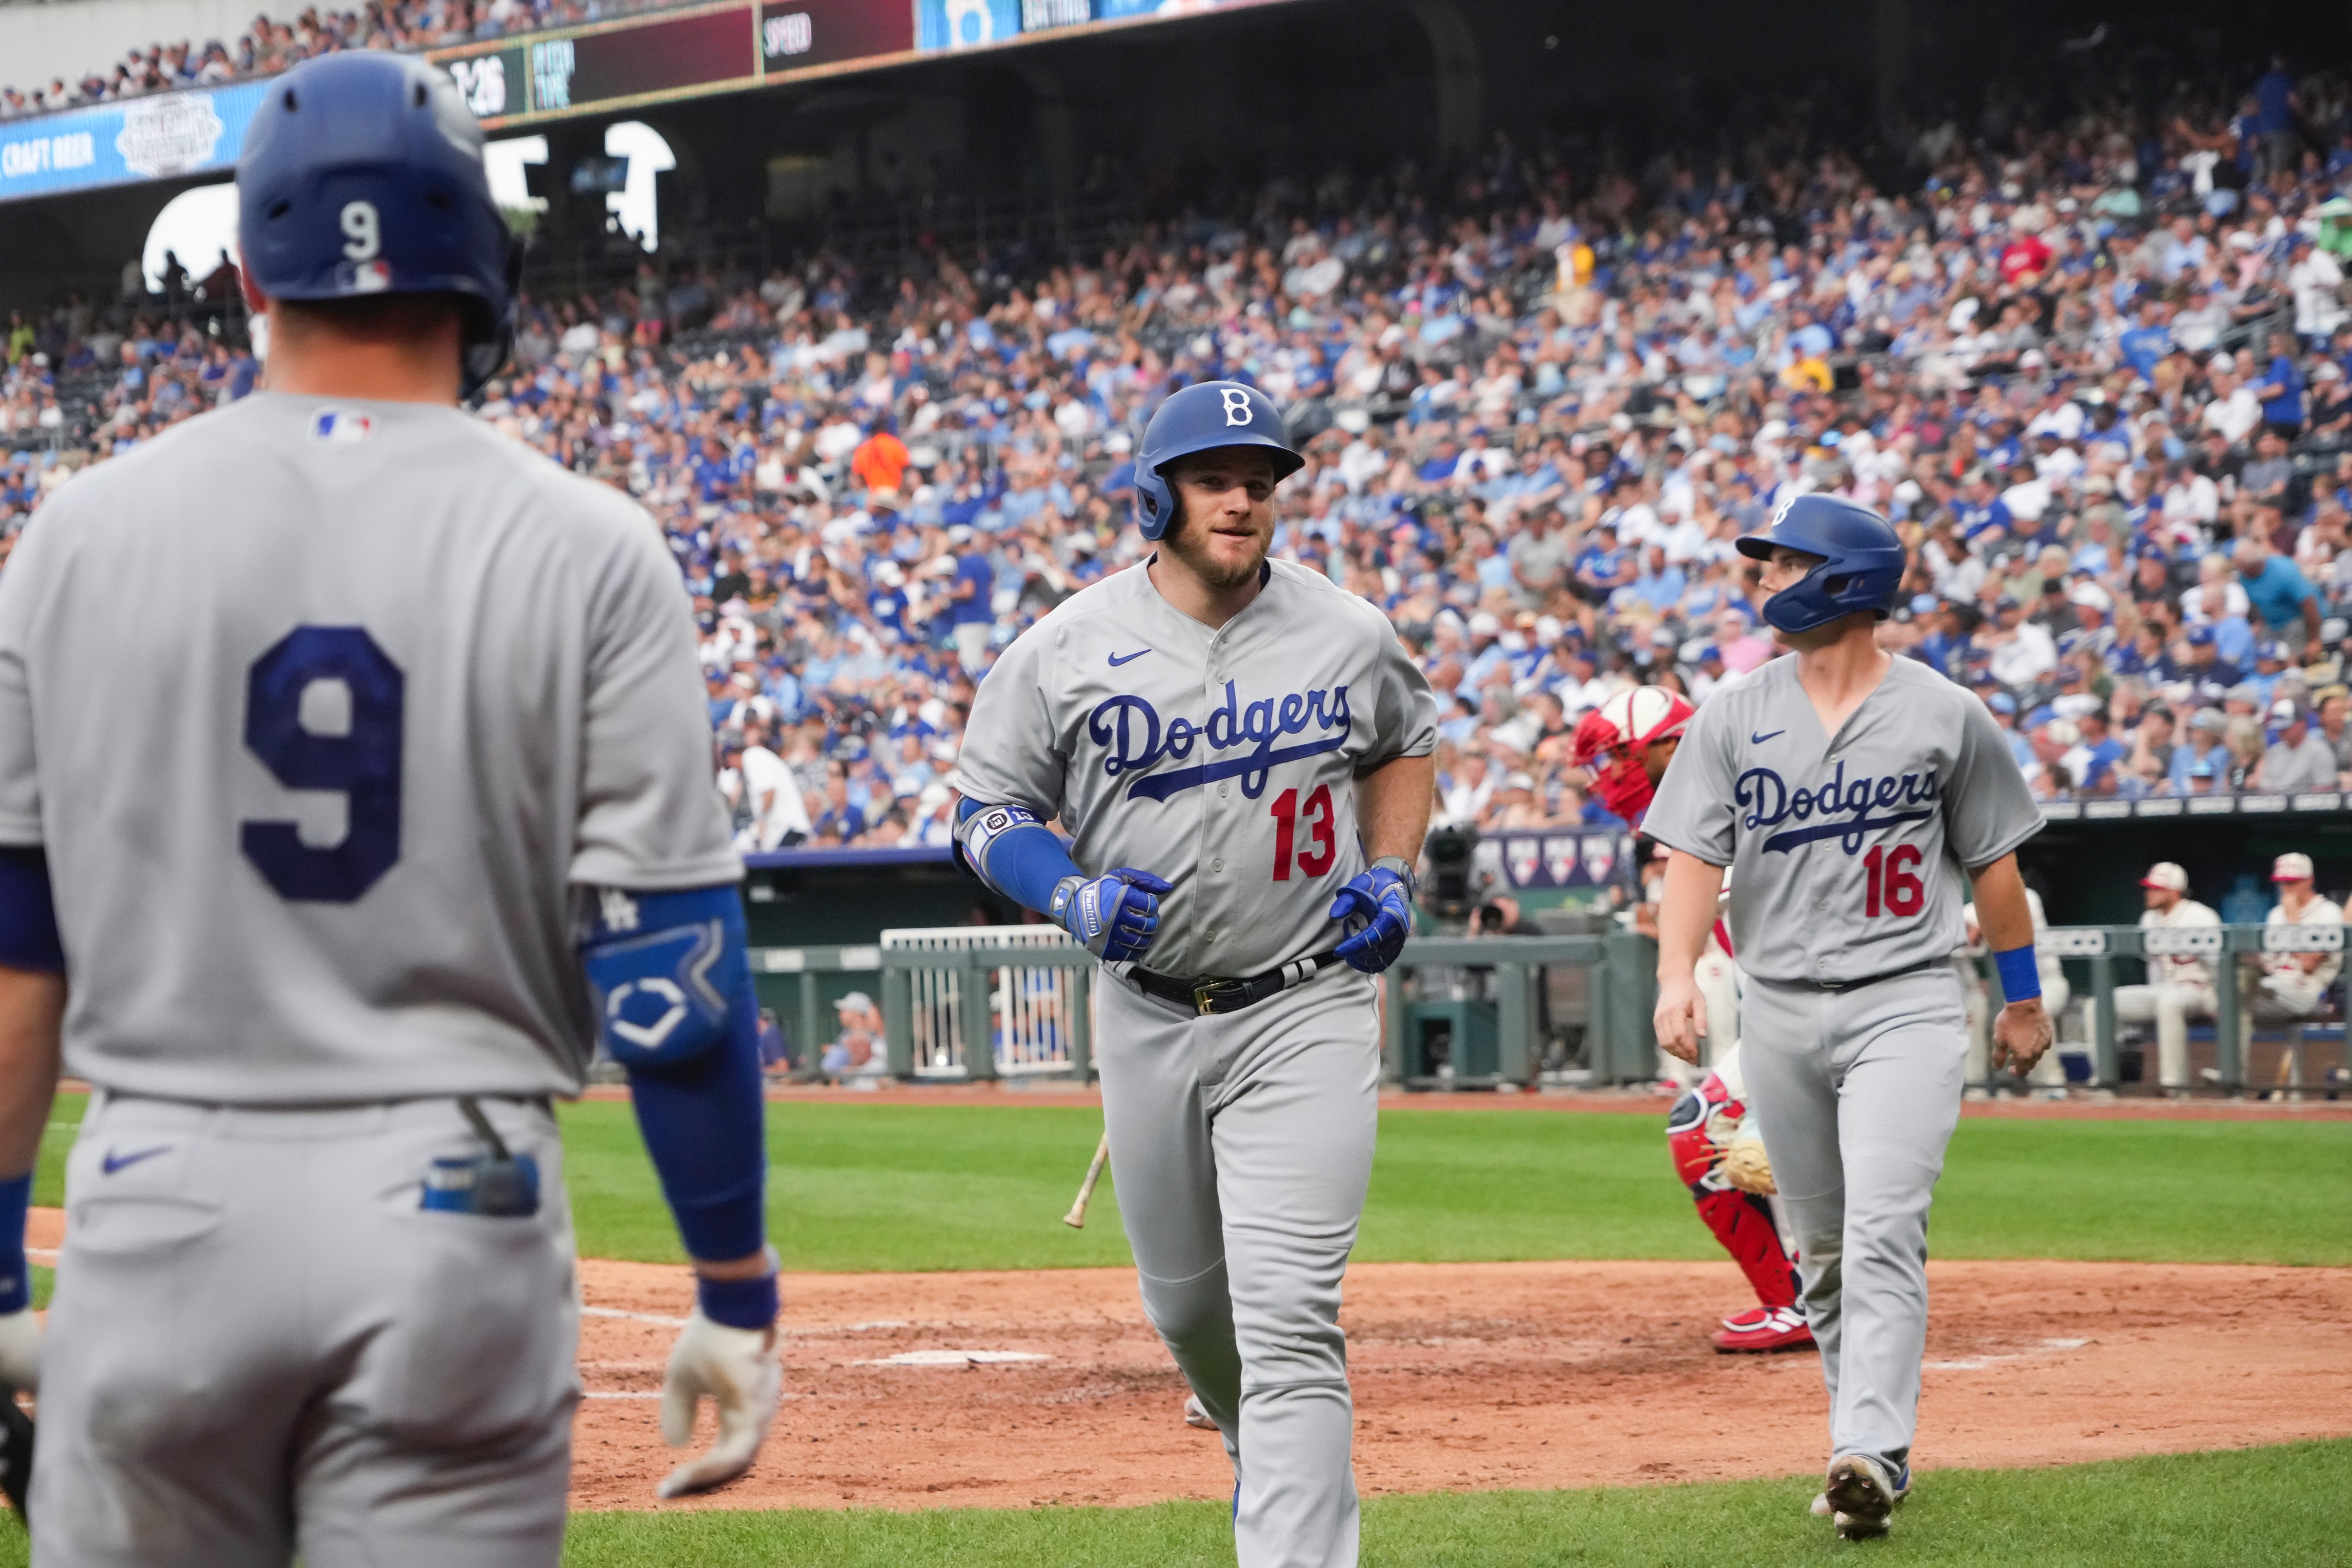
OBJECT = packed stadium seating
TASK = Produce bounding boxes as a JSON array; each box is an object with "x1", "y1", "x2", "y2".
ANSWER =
[
  {"x1": 0, "y1": 0, "x2": 682, "y2": 117},
  {"x1": 10, "y1": 53, "x2": 2352, "y2": 852}
]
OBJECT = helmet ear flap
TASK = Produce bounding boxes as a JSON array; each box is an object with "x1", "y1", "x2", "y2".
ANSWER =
[{"x1": 1135, "y1": 464, "x2": 1176, "y2": 543}]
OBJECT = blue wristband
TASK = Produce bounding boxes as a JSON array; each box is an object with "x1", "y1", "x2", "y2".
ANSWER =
[
  {"x1": 1993, "y1": 944, "x2": 2042, "y2": 1003},
  {"x1": 0, "y1": 1172, "x2": 29, "y2": 1314},
  {"x1": 697, "y1": 1267, "x2": 779, "y2": 1330}
]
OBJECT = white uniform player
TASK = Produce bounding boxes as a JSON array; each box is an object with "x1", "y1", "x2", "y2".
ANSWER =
[
  {"x1": 1647, "y1": 496, "x2": 2050, "y2": 1542},
  {"x1": 0, "y1": 55, "x2": 780, "y2": 1565},
  {"x1": 1959, "y1": 885, "x2": 2071, "y2": 1090},
  {"x1": 951, "y1": 381, "x2": 1437, "y2": 1568}
]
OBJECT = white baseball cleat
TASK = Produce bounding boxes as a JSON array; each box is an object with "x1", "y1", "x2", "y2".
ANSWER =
[{"x1": 1182, "y1": 1394, "x2": 1218, "y2": 1430}]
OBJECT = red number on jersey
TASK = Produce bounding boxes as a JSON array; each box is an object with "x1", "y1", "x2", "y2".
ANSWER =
[
  {"x1": 1863, "y1": 842, "x2": 1925, "y2": 917},
  {"x1": 1297, "y1": 784, "x2": 1336, "y2": 876},
  {"x1": 1270, "y1": 784, "x2": 1337, "y2": 880}
]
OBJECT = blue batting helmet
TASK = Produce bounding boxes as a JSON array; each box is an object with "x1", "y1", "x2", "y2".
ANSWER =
[
  {"x1": 1734, "y1": 494, "x2": 1906, "y2": 634},
  {"x1": 238, "y1": 52, "x2": 520, "y2": 399},
  {"x1": 1132, "y1": 380, "x2": 1302, "y2": 541}
]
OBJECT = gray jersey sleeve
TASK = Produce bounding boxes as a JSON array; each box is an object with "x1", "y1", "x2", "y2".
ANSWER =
[
  {"x1": 950, "y1": 628, "x2": 1069, "y2": 820},
  {"x1": 572, "y1": 514, "x2": 741, "y2": 889},
  {"x1": 0, "y1": 507, "x2": 57, "y2": 847},
  {"x1": 1642, "y1": 685, "x2": 1736, "y2": 865},
  {"x1": 1357, "y1": 610, "x2": 1441, "y2": 772},
  {"x1": 1940, "y1": 689, "x2": 2043, "y2": 870}
]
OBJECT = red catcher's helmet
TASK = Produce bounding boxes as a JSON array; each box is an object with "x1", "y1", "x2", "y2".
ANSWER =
[{"x1": 1570, "y1": 685, "x2": 1696, "y2": 769}]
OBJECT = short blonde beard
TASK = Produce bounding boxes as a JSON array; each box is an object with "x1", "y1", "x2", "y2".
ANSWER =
[{"x1": 1162, "y1": 506, "x2": 1271, "y2": 590}]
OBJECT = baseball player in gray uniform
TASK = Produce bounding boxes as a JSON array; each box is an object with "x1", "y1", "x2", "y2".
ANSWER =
[
  {"x1": 1645, "y1": 497, "x2": 2049, "y2": 1541},
  {"x1": 951, "y1": 380, "x2": 1437, "y2": 1568},
  {"x1": 0, "y1": 55, "x2": 780, "y2": 1564}
]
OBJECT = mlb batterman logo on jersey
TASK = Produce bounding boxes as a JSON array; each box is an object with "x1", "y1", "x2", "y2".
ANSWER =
[{"x1": 309, "y1": 409, "x2": 374, "y2": 443}]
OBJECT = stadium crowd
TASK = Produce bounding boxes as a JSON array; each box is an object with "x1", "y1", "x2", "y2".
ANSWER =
[
  {"x1": 12, "y1": 56, "x2": 2352, "y2": 852},
  {"x1": 0, "y1": 0, "x2": 675, "y2": 117}
]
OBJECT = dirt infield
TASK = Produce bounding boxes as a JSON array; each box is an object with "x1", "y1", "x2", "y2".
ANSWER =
[{"x1": 570, "y1": 1256, "x2": 2352, "y2": 1512}]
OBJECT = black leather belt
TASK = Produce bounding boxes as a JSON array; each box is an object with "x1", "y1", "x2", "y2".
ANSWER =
[
  {"x1": 1812, "y1": 959, "x2": 1944, "y2": 993},
  {"x1": 1128, "y1": 949, "x2": 1343, "y2": 1016}
]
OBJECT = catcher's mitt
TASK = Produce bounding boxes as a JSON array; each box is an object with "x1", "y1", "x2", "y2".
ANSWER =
[{"x1": 1718, "y1": 1128, "x2": 1775, "y2": 1195}]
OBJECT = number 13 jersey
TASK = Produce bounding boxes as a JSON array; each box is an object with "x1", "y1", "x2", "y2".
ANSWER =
[
  {"x1": 0, "y1": 393, "x2": 738, "y2": 1103},
  {"x1": 1643, "y1": 655, "x2": 2041, "y2": 986},
  {"x1": 952, "y1": 556, "x2": 1436, "y2": 978}
]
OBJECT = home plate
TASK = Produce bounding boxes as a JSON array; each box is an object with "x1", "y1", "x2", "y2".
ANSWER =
[{"x1": 857, "y1": 1350, "x2": 1051, "y2": 1367}]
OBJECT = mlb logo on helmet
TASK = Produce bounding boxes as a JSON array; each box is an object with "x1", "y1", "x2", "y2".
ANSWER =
[
  {"x1": 310, "y1": 409, "x2": 373, "y2": 443},
  {"x1": 339, "y1": 258, "x2": 392, "y2": 294}
]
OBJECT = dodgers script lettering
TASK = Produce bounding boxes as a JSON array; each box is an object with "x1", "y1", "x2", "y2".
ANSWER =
[
  {"x1": 1736, "y1": 761, "x2": 1939, "y2": 854},
  {"x1": 1089, "y1": 680, "x2": 1352, "y2": 802}
]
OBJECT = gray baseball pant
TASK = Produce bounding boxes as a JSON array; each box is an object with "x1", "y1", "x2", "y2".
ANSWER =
[
  {"x1": 1096, "y1": 963, "x2": 1380, "y2": 1568},
  {"x1": 33, "y1": 1092, "x2": 580, "y2": 1568},
  {"x1": 1738, "y1": 967, "x2": 1966, "y2": 1474}
]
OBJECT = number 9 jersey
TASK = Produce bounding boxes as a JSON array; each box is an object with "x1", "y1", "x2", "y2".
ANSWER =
[
  {"x1": 951, "y1": 556, "x2": 1436, "y2": 979},
  {"x1": 1642, "y1": 656, "x2": 2040, "y2": 986},
  {"x1": 0, "y1": 394, "x2": 740, "y2": 1102}
]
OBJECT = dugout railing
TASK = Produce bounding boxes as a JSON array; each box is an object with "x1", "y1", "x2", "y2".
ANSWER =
[
  {"x1": 746, "y1": 923, "x2": 2349, "y2": 1097},
  {"x1": 2015, "y1": 923, "x2": 2346, "y2": 1095},
  {"x1": 746, "y1": 928, "x2": 1651, "y2": 1088}
]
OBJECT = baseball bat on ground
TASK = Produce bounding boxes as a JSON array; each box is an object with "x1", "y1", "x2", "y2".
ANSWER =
[{"x1": 1063, "y1": 1132, "x2": 1110, "y2": 1228}]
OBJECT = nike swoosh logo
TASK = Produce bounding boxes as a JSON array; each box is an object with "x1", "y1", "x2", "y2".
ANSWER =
[
  {"x1": 101, "y1": 1145, "x2": 171, "y2": 1175},
  {"x1": 1750, "y1": 729, "x2": 1785, "y2": 744},
  {"x1": 1108, "y1": 649, "x2": 1151, "y2": 667}
]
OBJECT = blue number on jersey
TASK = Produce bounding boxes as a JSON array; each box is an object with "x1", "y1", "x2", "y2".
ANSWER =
[{"x1": 239, "y1": 626, "x2": 405, "y2": 902}]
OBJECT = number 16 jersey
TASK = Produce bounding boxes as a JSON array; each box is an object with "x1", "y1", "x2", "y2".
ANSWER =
[
  {"x1": 1642, "y1": 655, "x2": 2041, "y2": 986},
  {"x1": 0, "y1": 393, "x2": 739, "y2": 1104}
]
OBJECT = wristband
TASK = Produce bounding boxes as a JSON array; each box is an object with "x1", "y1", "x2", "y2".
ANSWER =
[
  {"x1": 0, "y1": 1172, "x2": 28, "y2": 1314},
  {"x1": 696, "y1": 1247, "x2": 780, "y2": 1330},
  {"x1": 1993, "y1": 944, "x2": 2042, "y2": 1003}
]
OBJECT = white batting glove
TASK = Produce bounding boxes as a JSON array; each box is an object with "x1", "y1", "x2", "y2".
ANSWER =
[
  {"x1": 0, "y1": 1308, "x2": 36, "y2": 1394},
  {"x1": 656, "y1": 1307, "x2": 782, "y2": 1499}
]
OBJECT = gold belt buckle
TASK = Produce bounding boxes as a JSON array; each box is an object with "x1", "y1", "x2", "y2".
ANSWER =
[{"x1": 1192, "y1": 977, "x2": 1233, "y2": 1016}]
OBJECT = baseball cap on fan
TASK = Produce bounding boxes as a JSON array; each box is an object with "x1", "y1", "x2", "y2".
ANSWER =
[
  {"x1": 2272, "y1": 853, "x2": 2315, "y2": 883},
  {"x1": 2140, "y1": 862, "x2": 2190, "y2": 892}
]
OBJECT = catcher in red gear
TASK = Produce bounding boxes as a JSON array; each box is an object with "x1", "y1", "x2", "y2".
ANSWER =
[
  {"x1": 1569, "y1": 684, "x2": 1694, "y2": 828},
  {"x1": 1579, "y1": 686, "x2": 1810, "y2": 1352},
  {"x1": 1665, "y1": 1044, "x2": 1813, "y2": 1353}
]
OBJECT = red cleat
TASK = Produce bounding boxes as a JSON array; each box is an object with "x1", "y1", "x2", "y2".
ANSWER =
[{"x1": 1711, "y1": 1306, "x2": 1815, "y2": 1353}]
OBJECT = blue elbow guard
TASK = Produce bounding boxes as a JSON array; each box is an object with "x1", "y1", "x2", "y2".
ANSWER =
[
  {"x1": 583, "y1": 886, "x2": 745, "y2": 1068},
  {"x1": 954, "y1": 797, "x2": 1082, "y2": 915},
  {"x1": 583, "y1": 885, "x2": 769, "y2": 1266},
  {"x1": 0, "y1": 849, "x2": 62, "y2": 974}
]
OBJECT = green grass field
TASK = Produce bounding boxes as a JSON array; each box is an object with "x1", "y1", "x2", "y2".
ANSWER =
[
  {"x1": 566, "y1": 1098, "x2": 2352, "y2": 1270},
  {"x1": 18, "y1": 1091, "x2": 2345, "y2": 1565},
  {"x1": 546, "y1": 1442, "x2": 2352, "y2": 1568},
  {"x1": 33, "y1": 1093, "x2": 2352, "y2": 1269}
]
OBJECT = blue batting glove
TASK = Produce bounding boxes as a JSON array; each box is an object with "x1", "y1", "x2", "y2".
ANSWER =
[
  {"x1": 1329, "y1": 865, "x2": 1413, "y2": 974},
  {"x1": 1052, "y1": 868, "x2": 1174, "y2": 963}
]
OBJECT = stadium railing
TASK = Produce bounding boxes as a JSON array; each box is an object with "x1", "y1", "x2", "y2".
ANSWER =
[
  {"x1": 744, "y1": 921, "x2": 2349, "y2": 1098},
  {"x1": 2030, "y1": 921, "x2": 2346, "y2": 1095}
]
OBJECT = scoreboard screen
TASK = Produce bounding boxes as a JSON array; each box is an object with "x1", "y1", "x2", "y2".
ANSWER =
[
  {"x1": 430, "y1": 0, "x2": 1307, "y2": 131},
  {"x1": 433, "y1": 0, "x2": 919, "y2": 130}
]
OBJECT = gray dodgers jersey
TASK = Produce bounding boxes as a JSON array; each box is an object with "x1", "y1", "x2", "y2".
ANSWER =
[
  {"x1": 1643, "y1": 656, "x2": 2040, "y2": 986},
  {"x1": 0, "y1": 393, "x2": 738, "y2": 1104},
  {"x1": 951, "y1": 556, "x2": 1437, "y2": 978}
]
